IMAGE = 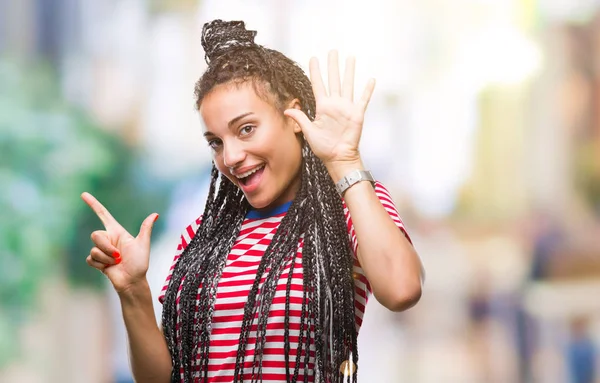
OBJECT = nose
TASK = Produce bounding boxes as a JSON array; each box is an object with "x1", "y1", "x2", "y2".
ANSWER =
[{"x1": 222, "y1": 139, "x2": 246, "y2": 169}]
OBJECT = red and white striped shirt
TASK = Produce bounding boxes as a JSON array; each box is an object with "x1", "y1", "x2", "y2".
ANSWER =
[{"x1": 159, "y1": 182, "x2": 409, "y2": 382}]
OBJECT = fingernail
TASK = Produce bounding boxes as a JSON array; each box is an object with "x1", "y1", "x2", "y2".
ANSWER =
[
  {"x1": 112, "y1": 251, "x2": 120, "y2": 259},
  {"x1": 154, "y1": 214, "x2": 159, "y2": 222},
  {"x1": 115, "y1": 257, "x2": 122, "y2": 265}
]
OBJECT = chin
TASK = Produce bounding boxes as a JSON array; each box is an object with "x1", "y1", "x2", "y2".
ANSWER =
[{"x1": 244, "y1": 194, "x2": 273, "y2": 210}]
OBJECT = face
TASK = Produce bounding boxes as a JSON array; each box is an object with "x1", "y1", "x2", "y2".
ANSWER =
[{"x1": 199, "y1": 82, "x2": 304, "y2": 211}]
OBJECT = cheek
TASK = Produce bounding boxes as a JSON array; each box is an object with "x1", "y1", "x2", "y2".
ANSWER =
[{"x1": 274, "y1": 137, "x2": 303, "y2": 171}]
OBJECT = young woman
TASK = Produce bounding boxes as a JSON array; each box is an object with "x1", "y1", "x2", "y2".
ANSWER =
[{"x1": 82, "y1": 19, "x2": 423, "y2": 383}]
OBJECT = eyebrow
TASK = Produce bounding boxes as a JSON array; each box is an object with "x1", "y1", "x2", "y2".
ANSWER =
[
  {"x1": 203, "y1": 112, "x2": 254, "y2": 138},
  {"x1": 228, "y1": 112, "x2": 254, "y2": 128}
]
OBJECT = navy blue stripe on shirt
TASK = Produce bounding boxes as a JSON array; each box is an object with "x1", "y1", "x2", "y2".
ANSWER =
[{"x1": 245, "y1": 201, "x2": 292, "y2": 219}]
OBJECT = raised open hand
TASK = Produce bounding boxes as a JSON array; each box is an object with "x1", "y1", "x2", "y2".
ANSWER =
[
  {"x1": 284, "y1": 50, "x2": 376, "y2": 167},
  {"x1": 81, "y1": 192, "x2": 158, "y2": 293}
]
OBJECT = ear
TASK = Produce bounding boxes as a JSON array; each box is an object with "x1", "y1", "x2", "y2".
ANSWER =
[{"x1": 286, "y1": 98, "x2": 303, "y2": 133}]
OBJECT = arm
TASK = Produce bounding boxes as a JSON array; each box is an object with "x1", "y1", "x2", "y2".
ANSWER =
[
  {"x1": 80, "y1": 192, "x2": 172, "y2": 382},
  {"x1": 327, "y1": 160, "x2": 423, "y2": 312},
  {"x1": 119, "y1": 280, "x2": 172, "y2": 383},
  {"x1": 284, "y1": 51, "x2": 424, "y2": 311}
]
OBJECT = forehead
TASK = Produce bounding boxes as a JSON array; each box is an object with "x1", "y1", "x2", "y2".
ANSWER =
[{"x1": 199, "y1": 82, "x2": 278, "y2": 128}]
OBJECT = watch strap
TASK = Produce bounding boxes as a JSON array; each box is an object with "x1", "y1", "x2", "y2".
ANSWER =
[{"x1": 335, "y1": 170, "x2": 375, "y2": 195}]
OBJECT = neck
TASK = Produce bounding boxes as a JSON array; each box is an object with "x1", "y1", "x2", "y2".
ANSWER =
[{"x1": 252, "y1": 168, "x2": 302, "y2": 215}]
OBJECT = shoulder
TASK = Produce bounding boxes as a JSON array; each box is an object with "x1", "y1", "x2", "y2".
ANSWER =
[{"x1": 178, "y1": 215, "x2": 203, "y2": 252}]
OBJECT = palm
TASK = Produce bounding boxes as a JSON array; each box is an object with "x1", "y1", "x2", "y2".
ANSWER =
[
  {"x1": 285, "y1": 51, "x2": 375, "y2": 165},
  {"x1": 104, "y1": 232, "x2": 148, "y2": 290}
]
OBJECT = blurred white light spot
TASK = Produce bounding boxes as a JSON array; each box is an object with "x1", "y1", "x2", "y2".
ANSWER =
[{"x1": 458, "y1": 25, "x2": 543, "y2": 87}]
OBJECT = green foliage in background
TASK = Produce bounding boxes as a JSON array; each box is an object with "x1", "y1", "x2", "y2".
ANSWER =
[{"x1": 0, "y1": 58, "x2": 169, "y2": 368}]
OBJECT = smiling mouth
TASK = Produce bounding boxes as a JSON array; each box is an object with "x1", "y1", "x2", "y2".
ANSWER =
[{"x1": 235, "y1": 164, "x2": 265, "y2": 186}]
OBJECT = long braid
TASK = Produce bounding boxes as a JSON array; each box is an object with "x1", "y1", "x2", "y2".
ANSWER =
[
  {"x1": 234, "y1": 191, "x2": 307, "y2": 382},
  {"x1": 161, "y1": 164, "x2": 218, "y2": 380},
  {"x1": 193, "y1": 180, "x2": 247, "y2": 381},
  {"x1": 161, "y1": 19, "x2": 360, "y2": 383},
  {"x1": 162, "y1": 170, "x2": 250, "y2": 382},
  {"x1": 304, "y1": 147, "x2": 358, "y2": 383}
]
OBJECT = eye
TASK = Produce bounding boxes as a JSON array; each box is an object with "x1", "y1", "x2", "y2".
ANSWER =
[
  {"x1": 207, "y1": 138, "x2": 222, "y2": 150},
  {"x1": 240, "y1": 125, "x2": 255, "y2": 136}
]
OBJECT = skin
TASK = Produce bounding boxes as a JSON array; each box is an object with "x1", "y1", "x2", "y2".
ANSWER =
[
  {"x1": 80, "y1": 50, "x2": 424, "y2": 382},
  {"x1": 199, "y1": 82, "x2": 304, "y2": 212},
  {"x1": 285, "y1": 52, "x2": 423, "y2": 311}
]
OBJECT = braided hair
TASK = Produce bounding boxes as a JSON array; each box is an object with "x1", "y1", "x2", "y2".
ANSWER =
[{"x1": 161, "y1": 20, "x2": 359, "y2": 383}]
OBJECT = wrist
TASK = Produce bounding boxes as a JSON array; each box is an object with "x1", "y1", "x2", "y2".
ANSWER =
[
  {"x1": 325, "y1": 158, "x2": 365, "y2": 183},
  {"x1": 118, "y1": 279, "x2": 151, "y2": 302}
]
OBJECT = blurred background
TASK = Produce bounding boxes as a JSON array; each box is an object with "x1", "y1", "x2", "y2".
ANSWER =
[{"x1": 1, "y1": 0, "x2": 600, "y2": 382}]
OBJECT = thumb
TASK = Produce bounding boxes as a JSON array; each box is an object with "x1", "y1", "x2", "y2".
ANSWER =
[
  {"x1": 284, "y1": 109, "x2": 313, "y2": 133},
  {"x1": 137, "y1": 213, "x2": 159, "y2": 245}
]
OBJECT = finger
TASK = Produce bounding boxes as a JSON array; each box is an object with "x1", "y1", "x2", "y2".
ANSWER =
[
  {"x1": 309, "y1": 57, "x2": 327, "y2": 103},
  {"x1": 90, "y1": 247, "x2": 120, "y2": 265},
  {"x1": 284, "y1": 109, "x2": 313, "y2": 134},
  {"x1": 137, "y1": 213, "x2": 159, "y2": 247},
  {"x1": 81, "y1": 192, "x2": 123, "y2": 231},
  {"x1": 327, "y1": 50, "x2": 341, "y2": 97},
  {"x1": 90, "y1": 230, "x2": 120, "y2": 258},
  {"x1": 86, "y1": 255, "x2": 109, "y2": 273},
  {"x1": 341, "y1": 56, "x2": 356, "y2": 101},
  {"x1": 358, "y1": 78, "x2": 376, "y2": 113}
]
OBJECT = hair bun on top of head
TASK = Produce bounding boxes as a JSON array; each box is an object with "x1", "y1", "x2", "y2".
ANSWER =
[{"x1": 201, "y1": 19, "x2": 257, "y2": 64}]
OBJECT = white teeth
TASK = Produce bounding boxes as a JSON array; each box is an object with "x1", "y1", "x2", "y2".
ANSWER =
[{"x1": 235, "y1": 165, "x2": 264, "y2": 179}]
